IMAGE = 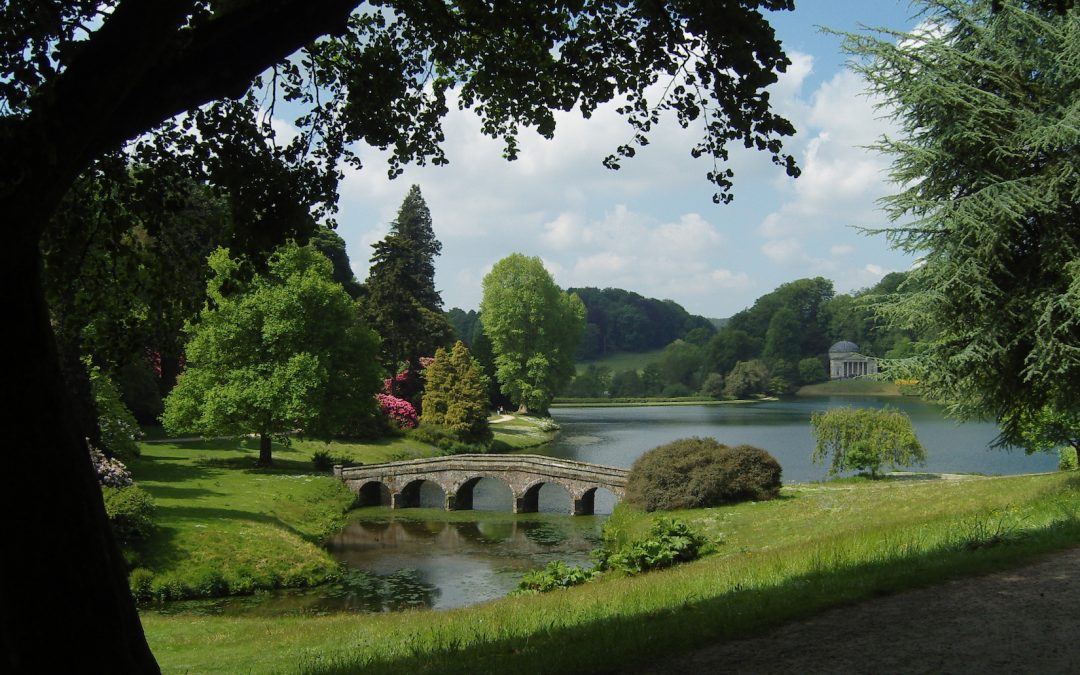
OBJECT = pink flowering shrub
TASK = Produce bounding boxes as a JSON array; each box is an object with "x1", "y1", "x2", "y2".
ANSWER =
[
  {"x1": 382, "y1": 371, "x2": 412, "y2": 395},
  {"x1": 418, "y1": 356, "x2": 435, "y2": 369},
  {"x1": 376, "y1": 393, "x2": 418, "y2": 429},
  {"x1": 89, "y1": 441, "x2": 134, "y2": 488}
]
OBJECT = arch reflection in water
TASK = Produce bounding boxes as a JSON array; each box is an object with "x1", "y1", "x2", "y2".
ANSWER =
[{"x1": 325, "y1": 515, "x2": 604, "y2": 609}]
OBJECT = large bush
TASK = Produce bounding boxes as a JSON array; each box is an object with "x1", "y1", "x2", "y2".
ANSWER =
[
  {"x1": 102, "y1": 485, "x2": 156, "y2": 544},
  {"x1": 624, "y1": 437, "x2": 782, "y2": 511}
]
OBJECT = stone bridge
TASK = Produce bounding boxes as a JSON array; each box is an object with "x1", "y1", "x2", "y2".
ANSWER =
[{"x1": 334, "y1": 454, "x2": 628, "y2": 516}]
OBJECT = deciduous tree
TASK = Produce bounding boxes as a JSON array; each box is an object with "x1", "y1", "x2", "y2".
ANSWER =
[
  {"x1": 162, "y1": 244, "x2": 381, "y2": 466},
  {"x1": 810, "y1": 407, "x2": 927, "y2": 479},
  {"x1": 480, "y1": 254, "x2": 585, "y2": 413}
]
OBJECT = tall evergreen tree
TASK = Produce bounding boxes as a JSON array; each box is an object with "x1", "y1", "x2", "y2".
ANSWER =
[
  {"x1": 363, "y1": 188, "x2": 453, "y2": 384},
  {"x1": 847, "y1": 0, "x2": 1080, "y2": 451},
  {"x1": 389, "y1": 185, "x2": 442, "y2": 312}
]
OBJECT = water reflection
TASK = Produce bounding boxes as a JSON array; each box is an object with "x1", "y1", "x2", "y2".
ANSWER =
[
  {"x1": 541, "y1": 397, "x2": 1059, "y2": 481},
  {"x1": 147, "y1": 513, "x2": 604, "y2": 618}
]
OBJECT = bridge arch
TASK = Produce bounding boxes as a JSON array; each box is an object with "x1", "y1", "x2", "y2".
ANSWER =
[
  {"x1": 517, "y1": 480, "x2": 574, "y2": 514},
  {"x1": 357, "y1": 480, "x2": 391, "y2": 507},
  {"x1": 453, "y1": 475, "x2": 514, "y2": 512},
  {"x1": 336, "y1": 454, "x2": 627, "y2": 516},
  {"x1": 396, "y1": 479, "x2": 448, "y2": 509}
]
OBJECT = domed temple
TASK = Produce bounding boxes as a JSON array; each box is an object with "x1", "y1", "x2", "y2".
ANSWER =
[{"x1": 828, "y1": 341, "x2": 878, "y2": 380}]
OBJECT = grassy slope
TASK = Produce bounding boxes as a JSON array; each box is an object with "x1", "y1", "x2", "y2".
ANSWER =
[
  {"x1": 129, "y1": 435, "x2": 441, "y2": 599},
  {"x1": 141, "y1": 472, "x2": 1080, "y2": 673},
  {"x1": 575, "y1": 348, "x2": 665, "y2": 375}
]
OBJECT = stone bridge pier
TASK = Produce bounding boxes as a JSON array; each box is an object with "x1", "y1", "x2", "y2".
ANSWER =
[{"x1": 335, "y1": 454, "x2": 628, "y2": 516}]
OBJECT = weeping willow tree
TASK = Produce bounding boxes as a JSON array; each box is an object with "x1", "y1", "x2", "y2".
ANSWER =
[{"x1": 847, "y1": 0, "x2": 1080, "y2": 454}]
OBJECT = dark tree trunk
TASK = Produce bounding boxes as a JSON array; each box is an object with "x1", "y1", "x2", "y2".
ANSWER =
[
  {"x1": 2, "y1": 227, "x2": 159, "y2": 672},
  {"x1": 157, "y1": 352, "x2": 182, "y2": 400},
  {"x1": 57, "y1": 334, "x2": 103, "y2": 451},
  {"x1": 258, "y1": 432, "x2": 273, "y2": 467}
]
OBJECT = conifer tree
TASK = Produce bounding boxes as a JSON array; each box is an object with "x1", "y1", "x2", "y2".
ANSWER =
[
  {"x1": 847, "y1": 0, "x2": 1080, "y2": 451},
  {"x1": 421, "y1": 341, "x2": 492, "y2": 443},
  {"x1": 363, "y1": 187, "x2": 453, "y2": 384}
]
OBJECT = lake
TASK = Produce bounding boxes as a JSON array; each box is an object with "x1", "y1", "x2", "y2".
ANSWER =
[
  {"x1": 155, "y1": 396, "x2": 1058, "y2": 617},
  {"x1": 540, "y1": 396, "x2": 1059, "y2": 482}
]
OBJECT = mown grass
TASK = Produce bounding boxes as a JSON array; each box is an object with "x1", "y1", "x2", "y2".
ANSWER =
[
  {"x1": 141, "y1": 472, "x2": 1080, "y2": 673},
  {"x1": 575, "y1": 349, "x2": 665, "y2": 375},
  {"x1": 489, "y1": 414, "x2": 559, "y2": 451},
  {"x1": 128, "y1": 435, "x2": 441, "y2": 601}
]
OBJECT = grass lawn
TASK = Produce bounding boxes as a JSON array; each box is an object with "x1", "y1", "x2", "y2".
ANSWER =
[
  {"x1": 490, "y1": 414, "x2": 559, "y2": 450},
  {"x1": 128, "y1": 435, "x2": 442, "y2": 601},
  {"x1": 141, "y1": 471, "x2": 1080, "y2": 674}
]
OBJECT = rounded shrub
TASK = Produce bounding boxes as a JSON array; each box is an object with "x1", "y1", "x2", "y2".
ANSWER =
[
  {"x1": 102, "y1": 485, "x2": 157, "y2": 543},
  {"x1": 624, "y1": 437, "x2": 782, "y2": 511}
]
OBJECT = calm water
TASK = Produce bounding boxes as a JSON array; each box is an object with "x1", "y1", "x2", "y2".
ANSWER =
[
  {"x1": 153, "y1": 396, "x2": 1058, "y2": 617},
  {"x1": 542, "y1": 396, "x2": 1059, "y2": 482}
]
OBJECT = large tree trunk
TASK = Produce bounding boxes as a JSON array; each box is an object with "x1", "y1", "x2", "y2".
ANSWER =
[
  {"x1": 258, "y1": 432, "x2": 273, "y2": 467},
  {"x1": 2, "y1": 229, "x2": 159, "y2": 672}
]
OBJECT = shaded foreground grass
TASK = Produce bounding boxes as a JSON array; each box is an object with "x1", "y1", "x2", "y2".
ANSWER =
[
  {"x1": 129, "y1": 435, "x2": 441, "y2": 600},
  {"x1": 142, "y1": 472, "x2": 1080, "y2": 673}
]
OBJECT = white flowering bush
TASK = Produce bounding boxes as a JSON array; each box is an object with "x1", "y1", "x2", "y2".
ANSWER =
[{"x1": 89, "y1": 442, "x2": 134, "y2": 488}]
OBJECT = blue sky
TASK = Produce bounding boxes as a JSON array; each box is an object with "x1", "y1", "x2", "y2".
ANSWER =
[{"x1": 309, "y1": 1, "x2": 921, "y2": 319}]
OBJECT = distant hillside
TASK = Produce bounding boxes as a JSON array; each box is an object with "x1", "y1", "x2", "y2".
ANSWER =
[
  {"x1": 568, "y1": 287, "x2": 715, "y2": 361},
  {"x1": 708, "y1": 317, "x2": 729, "y2": 330}
]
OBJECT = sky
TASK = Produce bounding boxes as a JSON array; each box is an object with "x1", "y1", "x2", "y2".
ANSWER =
[{"x1": 313, "y1": 1, "x2": 922, "y2": 320}]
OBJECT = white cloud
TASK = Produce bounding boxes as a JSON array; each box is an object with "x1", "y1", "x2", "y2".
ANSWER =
[
  {"x1": 830, "y1": 244, "x2": 855, "y2": 257},
  {"x1": 762, "y1": 238, "x2": 804, "y2": 264}
]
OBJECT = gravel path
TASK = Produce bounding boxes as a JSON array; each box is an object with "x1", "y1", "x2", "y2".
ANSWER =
[{"x1": 640, "y1": 546, "x2": 1080, "y2": 674}]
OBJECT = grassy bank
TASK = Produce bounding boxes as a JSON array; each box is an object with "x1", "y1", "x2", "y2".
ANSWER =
[
  {"x1": 141, "y1": 472, "x2": 1080, "y2": 673},
  {"x1": 796, "y1": 379, "x2": 903, "y2": 396},
  {"x1": 128, "y1": 435, "x2": 442, "y2": 601},
  {"x1": 553, "y1": 396, "x2": 764, "y2": 407},
  {"x1": 490, "y1": 414, "x2": 559, "y2": 450}
]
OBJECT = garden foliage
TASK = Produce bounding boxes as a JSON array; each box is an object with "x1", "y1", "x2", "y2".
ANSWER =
[
  {"x1": 624, "y1": 437, "x2": 783, "y2": 511},
  {"x1": 480, "y1": 254, "x2": 585, "y2": 413},
  {"x1": 162, "y1": 243, "x2": 382, "y2": 465},
  {"x1": 88, "y1": 362, "x2": 142, "y2": 460},
  {"x1": 376, "y1": 394, "x2": 419, "y2": 430},
  {"x1": 810, "y1": 406, "x2": 926, "y2": 478},
  {"x1": 420, "y1": 341, "x2": 491, "y2": 443},
  {"x1": 89, "y1": 444, "x2": 134, "y2": 489},
  {"x1": 102, "y1": 485, "x2": 156, "y2": 544}
]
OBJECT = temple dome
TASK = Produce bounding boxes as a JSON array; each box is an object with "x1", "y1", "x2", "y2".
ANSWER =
[{"x1": 829, "y1": 341, "x2": 860, "y2": 354}]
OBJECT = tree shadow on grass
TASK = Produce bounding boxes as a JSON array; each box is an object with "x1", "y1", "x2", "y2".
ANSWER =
[
  {"x1": 153, "y1": 504, "x2": 310, "y2": 541},
  {"x1": 297, "y1": 516, "x2": 1080, "y2": 675}
]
